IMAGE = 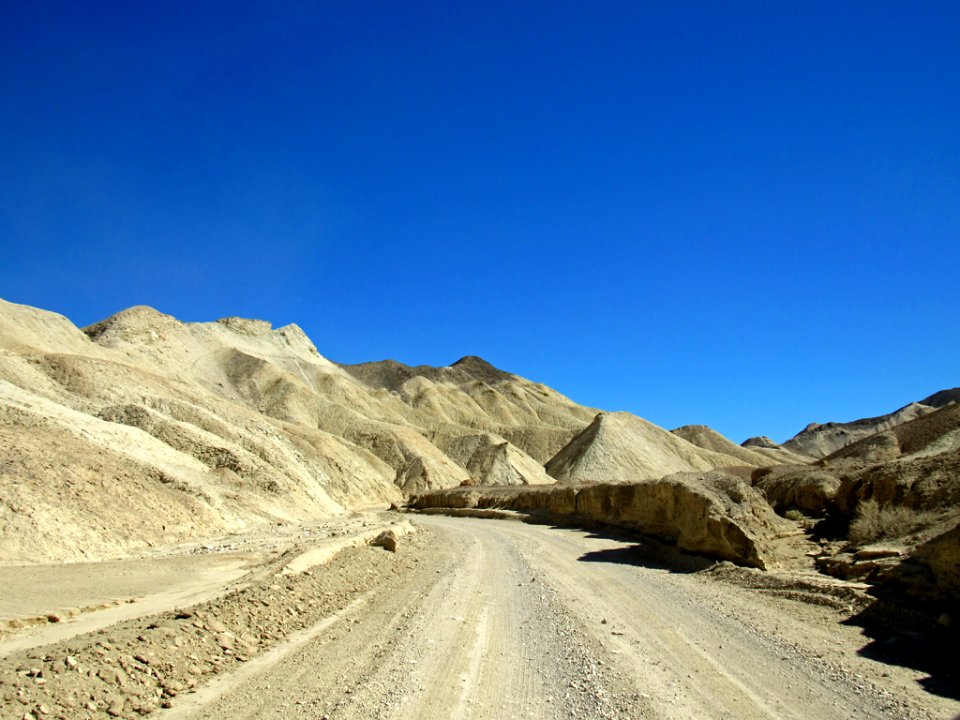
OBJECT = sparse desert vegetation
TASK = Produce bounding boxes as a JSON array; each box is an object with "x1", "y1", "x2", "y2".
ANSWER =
[{"x1": 847, "y1": 499, "x2": 934, "y2": 545}]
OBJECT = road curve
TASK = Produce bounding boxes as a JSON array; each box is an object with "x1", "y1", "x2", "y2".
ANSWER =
[{"x1": 179, "y1": 515, "x2": 955, "y2": 720}]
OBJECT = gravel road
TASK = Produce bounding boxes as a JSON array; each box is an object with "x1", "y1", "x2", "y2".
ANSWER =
[{"x1": 176, "y1": 515, "x2": 957, "y2": 720}]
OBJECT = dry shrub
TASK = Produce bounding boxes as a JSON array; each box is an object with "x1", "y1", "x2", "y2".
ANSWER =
[{"x1": 849, "y1": 499, "x2": 930, "y2": 545}]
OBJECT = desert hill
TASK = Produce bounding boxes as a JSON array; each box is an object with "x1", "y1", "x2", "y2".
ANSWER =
[
  {"x1": 823, "y1": 402, "x2": 960, "y2": 466},
  {"x1": 0, "y1": 300, "x2": 401, "y2": 562},
  {"x1": 781, "y1": 391, "x2": 956, "y2": 459},
  {"x1": 340, "y1": 355, "x2": 598, "y2": 463},
  {"x1": 544, "y1": 412, "x2": 754, "y2": 484},
  {"x1": 918, "y1": 387, "x2": 960, "y2": 408},
  {"x1": 4, "y1": 295, "x2": 956, "y2": 610},
  {"x1": 1, "y1": 298, "x2": 762, "y2": 562},
  {"x1": 672, "y1": 424, "x2": 810, "y2": 466}
]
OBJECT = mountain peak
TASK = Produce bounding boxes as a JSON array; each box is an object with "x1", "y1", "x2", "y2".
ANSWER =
[{"x1": 450, "y1": 355, "x2": 512, "y2": 383}]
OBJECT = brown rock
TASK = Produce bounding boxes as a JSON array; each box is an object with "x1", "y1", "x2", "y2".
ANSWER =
[{"x1": 370, "y1": 530, "x2": 398, "y2": 552}]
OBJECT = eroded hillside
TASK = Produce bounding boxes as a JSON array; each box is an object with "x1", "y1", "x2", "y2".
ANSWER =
[{"x1": 0, "y1": 299, "x2": 774, "y2": 563}]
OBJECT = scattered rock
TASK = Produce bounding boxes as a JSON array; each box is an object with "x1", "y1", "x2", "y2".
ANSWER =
[{"x1": 371, "y1": 530, "x2": 398, "y2": 552}]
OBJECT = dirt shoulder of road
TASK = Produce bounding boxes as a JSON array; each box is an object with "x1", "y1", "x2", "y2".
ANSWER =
[
  {"x1": 2, "y1": 514, "x2": 956, "y2": 720},
  {"x1": 0, "y1": 514, "x2": 419, "y2": 720}
]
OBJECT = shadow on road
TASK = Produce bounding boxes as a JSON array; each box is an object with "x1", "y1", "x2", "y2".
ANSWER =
[
  {"x1": 575, "y1": 536, "x2": 714, "y2": 574},
  {"x1": 844, "y1": 599, "x2": 959, "y2": 702}
]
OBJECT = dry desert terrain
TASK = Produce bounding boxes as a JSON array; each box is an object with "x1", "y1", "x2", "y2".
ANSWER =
[{"x1": 1, "y1": 298, "x2": 958, "y2": 719}]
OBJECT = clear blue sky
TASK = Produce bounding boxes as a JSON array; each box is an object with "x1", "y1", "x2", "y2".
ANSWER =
[{"x1": 2, "y1": 2, "x2": 958, "y2": 443}]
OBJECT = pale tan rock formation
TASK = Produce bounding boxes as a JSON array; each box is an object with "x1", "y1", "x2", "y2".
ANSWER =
[{"x1": 408, "y1": 471, "x2": 788, "y2": 569}]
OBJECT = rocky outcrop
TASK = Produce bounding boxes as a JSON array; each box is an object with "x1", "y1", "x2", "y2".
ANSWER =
[
  {"x1": 896, "y1": 522, "x2": 960, "y2": 603},
  {"x1": 409, "y1": 472, "x2": 788, "y2": 569},
  {"x1": 832, "y1": 448, "x2": 960, "y2": 517},
  {"x1": 751, "y1": 465, "x2": 841, "y2": 516}
]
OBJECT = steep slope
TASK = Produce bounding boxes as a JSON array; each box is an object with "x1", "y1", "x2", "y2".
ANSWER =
[
  {"x1": 545, "y1": 412, "x2": 748, "y2": 484},
  {"x1": 782, "y1": 401, "x2": 937, "y2": 459},
  {"x1": 0, "y1": 301, "x2": 402, "y2": 561},
  {"x1": 824, "y1": 403, "x2": 960, "y2": 465},
  {"x1": 918, "y1": 387, "x2": 960, "y2": 408}
]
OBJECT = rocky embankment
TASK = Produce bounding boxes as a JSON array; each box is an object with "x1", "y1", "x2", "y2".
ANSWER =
[{"x1": 409, "y1": 470, "x2": 790, "y2": 569}]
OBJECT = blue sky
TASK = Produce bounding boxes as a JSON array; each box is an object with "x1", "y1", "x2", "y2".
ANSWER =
[{"x1": 1, "y1": 1, "x2": 958, "y2": 443}]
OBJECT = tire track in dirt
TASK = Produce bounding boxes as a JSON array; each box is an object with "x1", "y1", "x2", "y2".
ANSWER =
[{"x1": 191, "y1": 520, "x2": 624, "y2": 720}]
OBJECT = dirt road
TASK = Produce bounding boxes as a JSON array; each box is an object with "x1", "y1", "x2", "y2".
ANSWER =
[{"x1": 173, "y1": 515, "x2": 956, "y2": 720}]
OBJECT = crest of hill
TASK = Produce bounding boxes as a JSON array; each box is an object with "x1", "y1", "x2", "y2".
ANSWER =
[
  {"x1": 783, "y1": 401, "x2": 938, "y2": 459},
  {"x1": 83, "y1": 306, "x2": 345, "y2": 379},
  {"x1": 545, "y1": 412, "x2": 749, "y2": 484},
  {"x1": 740, "y1": 435, "x2": 812, "y2": 463},
  {"x1": 671, "y1": 425, "x2": 789, "y2": 466},
  {"x1": 340, "y1": 355, "x2": 597, "y2": 463},
  {"x1": 342, "y1": 355, "x2": 513, "y2": 389},
  {"x1": 919, "y1": 388, "x2": 960, "y2": 408},
  {"x1": 824, "y1": 403, "x2": 960, "y2": 465},
  {"x1": 0, "y1": 298, "x2": 104, "y2": 357},
  {"x1": 743, "y1": 436, "x2": 779, "y2": 449}
]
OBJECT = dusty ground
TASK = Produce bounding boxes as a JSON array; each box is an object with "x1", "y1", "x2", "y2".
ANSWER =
[{"x1": 1, "y1": 515, "x2": 957, "y2": 720}]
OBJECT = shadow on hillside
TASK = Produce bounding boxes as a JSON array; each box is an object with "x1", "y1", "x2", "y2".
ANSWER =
[{"x1": 844, "y1": 600, "x2": 959, "y2": 701}]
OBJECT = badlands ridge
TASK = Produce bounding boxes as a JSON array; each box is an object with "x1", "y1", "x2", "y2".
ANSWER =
[{"x1": 1, "y1": 298, "x2": 958, "y2": 605}]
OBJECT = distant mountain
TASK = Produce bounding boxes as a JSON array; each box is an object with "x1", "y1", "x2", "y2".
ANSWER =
[
  {"x1": 824, "y1": 402, "x2": 960, "y2": 465},
  {"x1": 782, "y1": 401, "x2": 941, "y2": 459},
  {"x1": 918, "y1": 388, "x2": 960, "y2": 408}
]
